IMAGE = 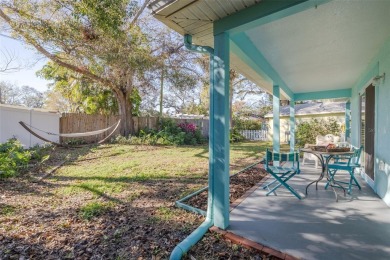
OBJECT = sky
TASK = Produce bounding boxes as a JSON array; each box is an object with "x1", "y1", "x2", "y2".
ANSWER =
[{"x1": 0, "y1": 34, "x2": 51, "y2": 92}]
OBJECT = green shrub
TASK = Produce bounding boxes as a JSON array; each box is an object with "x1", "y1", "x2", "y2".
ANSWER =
[
  {"x1": 295, "y1": 118, "x2": 341, "y2": 147},
  {"x1": 0, "y1": 138, "x2": 31, "y2": 178},
  {"x1": 232, "y1": 116, "x2": 262, "y2": 130},
  {"x1": 230, "y1": 128, "x2": 245, "y2": 143},
  {"x1": 0, "y1": 139, "x2": 52, "y2": 178},
  {"x1": 112, "y1": 118, "x2": 206, "y2": 146}
]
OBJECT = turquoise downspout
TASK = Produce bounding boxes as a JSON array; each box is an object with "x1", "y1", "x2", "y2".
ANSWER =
[{"x1": 170, "y1": 34, "x2": 215, "y2": 260}]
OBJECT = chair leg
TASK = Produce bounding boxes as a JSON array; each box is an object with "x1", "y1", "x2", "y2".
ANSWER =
[
  {"x1": 349, "y1": 170, "x2": 361, "y2": 192},
  {"x1": 325, "y1": 169, "x2": 337, "y2": 190},
  {"x1": 314, "y1": 158, "x2": 318, "y2": 169},
  {"x1": 265, "y1": 172, "x2": 301, "y2": 199}
]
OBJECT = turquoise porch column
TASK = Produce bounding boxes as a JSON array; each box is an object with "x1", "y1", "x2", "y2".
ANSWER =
[
  {"x1": 345, "y1": 101, "x2": 351, "y2": 141},
  {"x1": 273, "y1": 85, "x2": 280, "y2": 153},
  {"x1": 290, "y1": 99, "x2": 295, "y2": 152},
  {"x1": 211, "y1": 32, "x2": 230, "y2": 229}
]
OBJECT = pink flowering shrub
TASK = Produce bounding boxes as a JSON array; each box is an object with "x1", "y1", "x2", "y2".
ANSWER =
[{"x1": 178, "y1": 122, "x2": 197, "y2": 133}]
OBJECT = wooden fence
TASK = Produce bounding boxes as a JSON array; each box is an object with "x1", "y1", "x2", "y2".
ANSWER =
[
  {"x1": 239, "y1": 130, "x2": 268, "y2": 141},
  {"x1": 60, "y1": 114, "x2": 209, "y2": 143}
]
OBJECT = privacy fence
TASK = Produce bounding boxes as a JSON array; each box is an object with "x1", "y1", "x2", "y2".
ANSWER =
[
  {"x1": 1, "y1": 104, "x2": 60, "y2": 148},
  {"x1": 60, "y1": 113, "x2": 209, "y2": 143}
]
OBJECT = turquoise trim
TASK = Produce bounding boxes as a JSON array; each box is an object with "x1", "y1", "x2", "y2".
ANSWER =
[
  {"x1": 211, "y1": 32, "x2": 230, "y2": 229},
  {"x1": 214, "y1": 0, "x2": 330, "y2": 35},
  {"x1": 273, "y1": 85, "x2": 280, "y2": 154},
  {"x1": 231, "y1": 34, "x2": 294, "y2": 99},
  {"x1": 175, "y1": 201, "x2": 206, "y2": 217},
  {"x1": 294, "y1": 88, "x2": 352, "y2": 101},
  {"x1": 345, "y1": 101, "x2": 351, "y2": 140},
  {"x1": 230, "y1": 39, "x2": 272, "y2": 82},
  {"x1": 290, "y1": 99, "x2": 295, "y2": 152}
]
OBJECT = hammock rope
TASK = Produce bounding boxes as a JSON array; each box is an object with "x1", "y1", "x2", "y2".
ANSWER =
[
  {"x1": 21, "y1": 121, "x2": 119, "y2": 138},
  {"x1": 19, "y1": 119, "x2": 121, "y2": 146}
]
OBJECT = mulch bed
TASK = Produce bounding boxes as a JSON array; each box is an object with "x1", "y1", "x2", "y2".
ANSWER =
[
  {"x1": 186, "y1": 164, "x2": 268, "y2": 212},
  {"x1": 0, "y1": 148, "x2": 279, "y2": 260}
]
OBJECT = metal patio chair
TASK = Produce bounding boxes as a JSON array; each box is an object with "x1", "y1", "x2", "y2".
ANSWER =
[
  {"x1": 325, "y1": 146, "x2": 363, "y2": 194},
  {"x1": 263, "y1": 149, "x2": 302, "y2": 199}
]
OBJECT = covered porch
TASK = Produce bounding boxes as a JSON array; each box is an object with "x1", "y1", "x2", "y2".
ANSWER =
[
  {"x1": 150, "y1": 0, "x2": 390, "y2": 258},
  {"x1": 229, "y1": 163, "x2": 390, "y2": 259}
]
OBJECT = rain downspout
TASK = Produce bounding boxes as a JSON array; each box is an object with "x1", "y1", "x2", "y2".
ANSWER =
[{"x1": 170, "y1": 34, "x2": 214, "y2": 260}]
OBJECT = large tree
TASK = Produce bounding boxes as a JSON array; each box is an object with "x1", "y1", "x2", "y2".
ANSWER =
[
  {"x1": 0, "y1": 0, "x2": 154, "y2": 135},
  {"x1": 37, "y1": 61, "x2": 128, "y2": 115}
]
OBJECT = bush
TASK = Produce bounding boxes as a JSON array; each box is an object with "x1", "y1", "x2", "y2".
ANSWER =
[
  {"x1": 0, "y1": 139, "x2": 52, "y2": 178},
  {"x1": 295, "y1": 118, "x2": 341, "y2": 147},
  {"x1": 232, "y1": 116, "x2": 262, "y2": 130},
  {"x1": 113, "y1": 118, "x2": 206, "y2": 146},
  {"x1": 0, "y1": 138, "x2": 31, "y2": 178},
  {"x1": 230, "y1": 128, "x2": 245, "y2": 143}
]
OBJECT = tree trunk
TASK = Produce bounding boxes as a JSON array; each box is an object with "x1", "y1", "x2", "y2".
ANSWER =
[{"x1": 115, "y1": 90, "x2": 134, "y2": 136}]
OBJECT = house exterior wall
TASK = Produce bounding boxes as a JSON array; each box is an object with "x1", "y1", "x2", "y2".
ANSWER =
[
  {"x1": 351, "y1": 39, "x2": 390, "y2": 206},
  {"x1": 266, "y1": 113, "x2": 345, "y2": 143},
  {"x1": 0, "y1": 104, "x2": 60, "y2": 148}
]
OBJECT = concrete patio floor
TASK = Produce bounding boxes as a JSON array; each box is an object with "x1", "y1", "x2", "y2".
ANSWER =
[{"x1": 228, "y1": 162, "x2": 390, "y2": 260}]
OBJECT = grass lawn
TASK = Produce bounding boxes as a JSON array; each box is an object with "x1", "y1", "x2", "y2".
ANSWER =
[
  {"x1": 55, "y1": 141, "x2": 270, "y2": 197},
  {"x1": 0, "y1": 141, "x2": 279, "y2": 259}
]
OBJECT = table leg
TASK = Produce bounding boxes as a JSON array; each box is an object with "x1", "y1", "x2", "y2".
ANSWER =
[
  {"x1": 325, "y1": 155, "x2": 346, "y2": 201},
  {"x1": 305, "y1": 154, "x2": 325, "y2": 195}
]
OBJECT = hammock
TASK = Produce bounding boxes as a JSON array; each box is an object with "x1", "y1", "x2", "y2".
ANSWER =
[{"x1": 19, "y1": 120, "x2": 121, "y2": 146}]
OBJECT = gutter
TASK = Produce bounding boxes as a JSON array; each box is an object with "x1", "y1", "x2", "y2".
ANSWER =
[
  {"x1": 170, "y1": 34, "x2": 214, "y2": 260},
  {"x1": 183, "y1": 34, "x2": 214, "y2": 54}
]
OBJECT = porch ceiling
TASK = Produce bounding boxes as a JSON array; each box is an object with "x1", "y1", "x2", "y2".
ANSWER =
[
  {"x1": 149, "y1": 0, "x2": 390, "y2": 98},
  {"x1": 245, "y1": 0, "x2": 390, "y2": 93}
]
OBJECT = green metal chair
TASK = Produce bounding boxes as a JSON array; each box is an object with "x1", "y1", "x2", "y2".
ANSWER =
[
  {"x1": 325, "y1": 146, "x2": 363, "y2": 194},
  {"x1": 262, "y1": 149, "x2": 302, "y2": 199}
]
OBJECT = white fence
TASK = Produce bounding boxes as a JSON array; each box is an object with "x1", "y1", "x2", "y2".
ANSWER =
[
  {"x1": 240, "y1": 130, "x2": 268, "y2": 141},
  {"x1": 0, "y1": 104, "x2": 60, "y2": 148}
]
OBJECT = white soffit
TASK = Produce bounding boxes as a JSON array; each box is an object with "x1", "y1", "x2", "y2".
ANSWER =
[
  {"x1": 149, "y1": 0, "x2": 262, "y2": 46},
  {"x1": 246, "y1": 0, "x2": 390, "y2": 93}
]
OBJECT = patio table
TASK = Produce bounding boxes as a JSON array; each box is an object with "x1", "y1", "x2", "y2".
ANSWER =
[{"x1": 300, "y1": 148, "x2": 355, "y2": 201}]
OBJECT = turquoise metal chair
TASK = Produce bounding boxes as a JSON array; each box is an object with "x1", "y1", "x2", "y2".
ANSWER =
[
  {"x1": 325, "y1": 146, "x2": 363, "y2": 194},
  {"x1": 263, "y1": 149, "x2": 302, "y2": 199}
]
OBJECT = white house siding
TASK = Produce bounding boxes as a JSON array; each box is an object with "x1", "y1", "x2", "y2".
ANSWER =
[
  {"x1": 0, "y1": 104, "x2": 60, "y2": 148},
  {"x1": 266, "y1": 113, "x2": 345, "y2": 143}
]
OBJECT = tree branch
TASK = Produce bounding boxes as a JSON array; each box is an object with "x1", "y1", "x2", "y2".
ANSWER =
[
  {"x1": 0, "y1": 8, "x2": 114, "y2": 89},
  {"x1": 0, "y1": 49, "x2": 20, "y2": 73},
  {"x1": 129, "y1": 0, "x2": 151, "y2": 28}
]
